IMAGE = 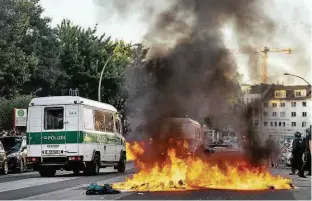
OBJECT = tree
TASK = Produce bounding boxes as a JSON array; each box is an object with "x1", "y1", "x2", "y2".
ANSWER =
[
  {"x1": 0, "y1": 0, "x2": 60, "y2": 98},
  {"x1": 0, "y1": 0, "x2": 37, "y2": 98},
  {"x1": 0, "y1": 95, "x2": 33, "y2": 130},
  {"x1": 55, "y1": 20, "x2": 133, "y2": 102}
]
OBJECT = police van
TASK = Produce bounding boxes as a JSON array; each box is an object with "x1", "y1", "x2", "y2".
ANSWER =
[{"x1": 26, "y1": 96, "x2": 126, "y2": 177}]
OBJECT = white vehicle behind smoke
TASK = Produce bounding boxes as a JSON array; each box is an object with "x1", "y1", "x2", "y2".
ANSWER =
[{"x1": 159, "y1": 118, "x2": 203, "y2": 153}]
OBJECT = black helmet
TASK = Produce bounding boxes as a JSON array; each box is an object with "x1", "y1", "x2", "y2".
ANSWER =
[{"x1": 294, "y1": 132, "x2": 301, "y2": 137}]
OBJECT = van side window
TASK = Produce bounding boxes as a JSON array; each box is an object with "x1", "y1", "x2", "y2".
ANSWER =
[
  {"x1": 115, "y1": 119, "x2": 121, "y2": 134},
  {"x1": 84, "y1": 107, "x2": 94, "y2": 130},
  {"x1": 104, "y1": 112, "x2": 114, "y2": 133},
  {"x1": 94, "y1": 110, "x2": 105, "y2": 132},
  {"x1": 44, "y1": 107, "x2": 64, "y2": 130}
]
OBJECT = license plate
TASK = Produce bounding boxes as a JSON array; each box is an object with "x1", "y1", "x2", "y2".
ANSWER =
[{"x1": 45, "y1": 150, "x2": 61, "y2": 154}]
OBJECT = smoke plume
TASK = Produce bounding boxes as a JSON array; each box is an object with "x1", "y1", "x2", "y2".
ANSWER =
[{"x1": 96, "y1": 0, "x2": 279, "y2": 164}]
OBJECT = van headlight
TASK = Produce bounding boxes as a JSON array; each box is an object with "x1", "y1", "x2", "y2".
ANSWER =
[{"x1": 7, "y1": 152, "x2": 19, "y2": 158}]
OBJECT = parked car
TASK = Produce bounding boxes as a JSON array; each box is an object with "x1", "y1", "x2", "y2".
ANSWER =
[
  {"x1": 0, "y1": 141, "x2": 8, "y2": 175},
  {"x1": 0, "y1": 136, "x2": 27, "y2": 173}
]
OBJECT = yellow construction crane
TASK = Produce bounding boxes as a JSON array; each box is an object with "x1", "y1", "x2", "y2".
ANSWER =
[
  {"x1": 260, "y1": 47, "x2": 292, "y2": 84},
  {"x1": 224, "y1": 47, "x2": 292, "y2": 84}
]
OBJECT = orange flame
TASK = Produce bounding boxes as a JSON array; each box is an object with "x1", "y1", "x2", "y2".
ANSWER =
[
  {"x1": 116, "y1": 140, "x2": 292, "y2": 191},
  {"x1": 126, "y1": 142, "x2": 144, "y2": 161}
]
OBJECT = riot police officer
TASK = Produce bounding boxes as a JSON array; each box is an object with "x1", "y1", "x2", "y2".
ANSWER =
[
  {"x1": 290, "y1": 131, "x2": 304, "y2": 175},
  {"x1": 299, "y1": 127, "x2": 311, "y2": 177}
]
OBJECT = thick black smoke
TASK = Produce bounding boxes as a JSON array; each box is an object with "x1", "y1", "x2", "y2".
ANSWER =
[{"x1": 96, "y1": 0, "x2": 278, "y2": 164}]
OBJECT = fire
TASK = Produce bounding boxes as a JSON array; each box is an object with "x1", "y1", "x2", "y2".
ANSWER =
[
  {"x1": 126, "y1": 142, "x2": 144, "y2": 161},
  {"x1": 116, "y1": 140, "x2": 293, "y2": 191}
]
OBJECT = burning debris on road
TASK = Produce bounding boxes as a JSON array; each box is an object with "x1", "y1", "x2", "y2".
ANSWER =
[{"x1": 117, "y1": 140, "x2": 293, "y2": 192}]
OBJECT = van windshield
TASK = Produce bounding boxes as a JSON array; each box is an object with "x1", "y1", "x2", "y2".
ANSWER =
[{"x1": 44, "y1": 107, "x2": 64, "y2": 130}]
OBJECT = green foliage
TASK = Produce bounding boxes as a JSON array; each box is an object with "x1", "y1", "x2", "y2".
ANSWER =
[
  {"x1": 55, "y1": 20, "x2": 133, "y2": 102},
  {"x1": 0, "y1": 0, "x2": 149, "y2": 124},
  {"x1": 0, "y1": 95, "x2": 33, "y2": 130}
]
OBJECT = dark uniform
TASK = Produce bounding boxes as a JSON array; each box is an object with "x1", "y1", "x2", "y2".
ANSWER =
[
  {"x1": 290, "y1": 132, "x2": 304, "y2": 175},
  {"x1": 299, "y1": 128, "x2": 311, "y2": 177}
]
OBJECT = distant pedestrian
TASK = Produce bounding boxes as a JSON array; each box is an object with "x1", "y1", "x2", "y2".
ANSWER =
[
  {"x1": 266, "y1": 136, "x2": 279, "y2": 167},
  {"x1": 290, "y1": 132, "x2": 304, "y2": 176},
  {"x1": 299, "y1": 127, "x2": 311, "y2": 177}
]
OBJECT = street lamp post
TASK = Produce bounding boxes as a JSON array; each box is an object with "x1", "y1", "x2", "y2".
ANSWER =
[
  {"x1": 284, "y1": 73, "x2": 311, "y2": 87},
  {"x1": 284, "y1": 73, "x2": 312, "y2": 162},
  {"x1": 98, "y1": 44, "x2": 139, "y2": 102},
  {"x1": 284, "y1": 73, "x2": 312, "y2": 132}
]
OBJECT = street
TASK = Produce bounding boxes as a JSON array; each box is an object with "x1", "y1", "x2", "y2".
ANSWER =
[{"x1": 0, "y1": 163, "x2": 310, "y2": 200}]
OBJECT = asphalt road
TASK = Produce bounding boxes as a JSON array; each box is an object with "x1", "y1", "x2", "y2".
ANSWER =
[{"x1": 0, "y1": 163, "x2": 310, "y2": 200}]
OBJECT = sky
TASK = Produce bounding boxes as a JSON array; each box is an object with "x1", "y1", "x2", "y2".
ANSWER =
[{"x1": 39, "y1": 0, "x2": 311, "y2": 85}]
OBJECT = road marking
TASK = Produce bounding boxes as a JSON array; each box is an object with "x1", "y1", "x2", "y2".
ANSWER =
[
  {"x1": 0, "y1": 177, "x2": 79, "y2": 193},
  {"x1": 21, "y1": 166, "x2": 135, "y2": 200}
]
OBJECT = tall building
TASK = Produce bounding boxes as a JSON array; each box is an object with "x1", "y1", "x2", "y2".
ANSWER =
[
  {"x1": 262, "y1": 85, "x2": 311, "y2": 138},
  {"x1": 242, "y1": 84, "x2": 311, "y2": 142}
]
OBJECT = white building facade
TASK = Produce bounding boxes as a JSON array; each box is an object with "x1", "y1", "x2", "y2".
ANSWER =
[
  {"x1": 242, "y1": 84, "x2": 311, "y2": 143},
  {"x1": 262, "y1": 86, "x2": 311, "y2": 139}
]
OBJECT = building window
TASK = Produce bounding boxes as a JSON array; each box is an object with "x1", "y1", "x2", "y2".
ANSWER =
[
  {"x1": 253, "y1": 108, "x2": 259, "y2": 115},
  {"x1": 280, "y1": 102, "x2": 286, "y2": 107},
  {"x1": 291, "y1": 112, "x2": 296, "y2": 117},
  {"x1": 273, "y1": 112, "x2": 277, "y2": 117},
  {"x1": 294, "y1": 90, "x2": 306, "y2": 97},
  {"x1": 264, "y1": 103, "x2": 268, "y2": 107},
  {"x1": 303, "y1": 112, "x2": 307, "y2": 117},
  {"x1": 283, "y1": 122, "x2": 286, "y2": 127},
  {"x1": 302, "y1": 122, "x2": 307, "y2": 128},
  {"x1": 264, "y1": 122, "x2": 268, "y2": 127},
  {"x1": 263, "y1": 112, "x2": 268, "y2": 117},
  {"x1": 295, "y1": 91, "x2": 301, "y2": 97},
  {"x1": 280, "y1": 112, "x2": 285, "y2": 117},
  {"x1": 254, "y1": 120, "x2": 259, "y2": 127},
  {"x1": 291, "y1": 102, "x2": 296, "y2": 107},
  {"x1": 274, "y1": 122, "x2": 277, "y2": 127},
  {"x1": 302, "y1": 102, "x2": 307, "y2": 107},
  {"x1": 272, "y1": 103, "x2": 277, "y2": 107},
  {"x1": 275, "y1": 90, "x2": 286, "y2": 98},
  {"x1": 291, "y1": 122, "x2": 296, "y2": 127},
  {"x1": 270, "y1": 122, "x2": 273, "y2": 127},
  {"x1": 279, "y1": 122, "x2": 282, "y2": 127}
]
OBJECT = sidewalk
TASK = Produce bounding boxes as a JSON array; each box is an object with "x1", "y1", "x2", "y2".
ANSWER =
[{"x1": 271, "y1": 167, "x2": 311, "y2": 200}]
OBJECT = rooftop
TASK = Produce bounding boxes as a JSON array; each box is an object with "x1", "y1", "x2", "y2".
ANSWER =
[{"x1": 242, "y1": 84, "x2": 311, "y2": 100}]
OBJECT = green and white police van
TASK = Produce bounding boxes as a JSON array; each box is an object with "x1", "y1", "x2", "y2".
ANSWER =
[{"x1": 26, "y1": 96, "x2": 126, "y2": 177}]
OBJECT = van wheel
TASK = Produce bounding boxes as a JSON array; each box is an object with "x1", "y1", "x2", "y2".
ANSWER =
[
  {"x1": 39, "y1": 167, "x2": 56, "y2": 177},
  {"x1": 117, "y1": 153, "x2": 126, "y2": 173},
  {"x1": 84, "y1": 154, "x2": 100, "y2": 176},
  {"x1": 2, "y1": 161, "x2": 8, "y2": 175}
]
